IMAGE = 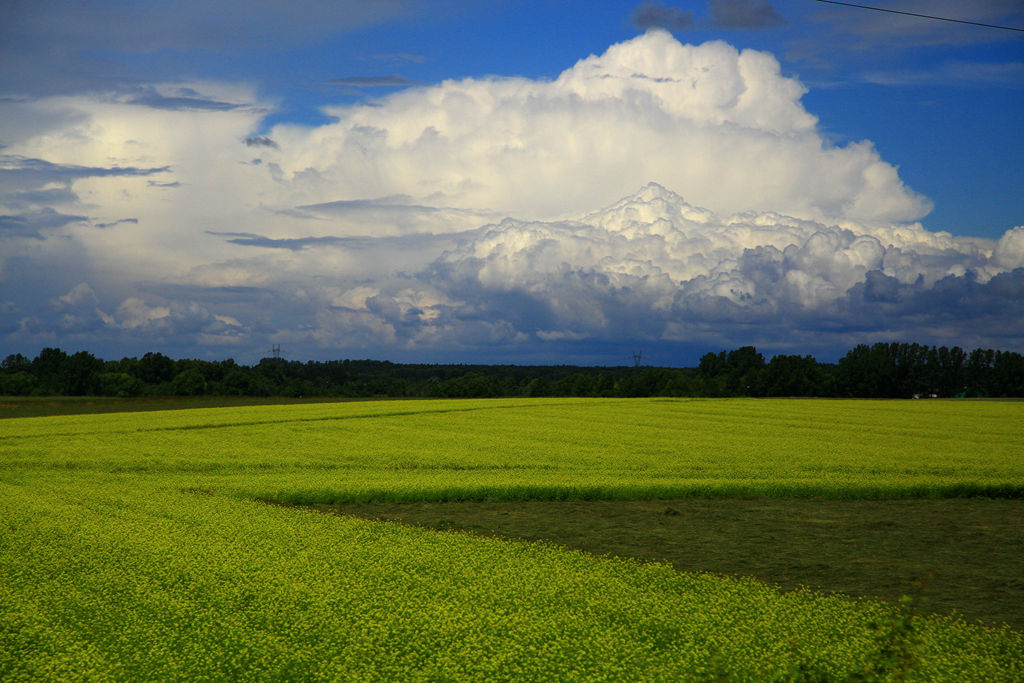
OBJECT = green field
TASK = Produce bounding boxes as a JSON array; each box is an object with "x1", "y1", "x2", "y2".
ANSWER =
[{"x1": 2, "y1": 398, "x2": 1022, "y2": 681}]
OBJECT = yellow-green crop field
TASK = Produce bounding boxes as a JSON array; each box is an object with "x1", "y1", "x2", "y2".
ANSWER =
[{"x1": 2, "y1": 398, "x2": 1023, "y2": 681}]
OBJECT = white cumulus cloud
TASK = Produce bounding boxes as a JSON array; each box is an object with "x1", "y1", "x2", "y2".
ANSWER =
[
  {"x1": 264, "y1": 30, "x2": 929, "y2": 226},
  {"x1": 420, "y1": 184, "x2": 1015, "y2": 347},
  {"x1": 0, "y1": 32, "x2": 1020, "y2": 362}
]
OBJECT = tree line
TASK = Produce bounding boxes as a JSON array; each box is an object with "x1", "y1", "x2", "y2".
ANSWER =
[{"x1": 2, "y1": 342, "x2": 1023, "y2": 399}]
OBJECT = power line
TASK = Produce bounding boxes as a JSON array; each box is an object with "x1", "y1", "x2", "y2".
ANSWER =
[{"x1": 814, "y1": 0, "x2": 1024, "y2": 32}]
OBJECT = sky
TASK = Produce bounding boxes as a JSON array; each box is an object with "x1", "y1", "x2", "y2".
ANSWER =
[{"x1": 1, "y1": 0, "x2": 1023, "y2": 366}]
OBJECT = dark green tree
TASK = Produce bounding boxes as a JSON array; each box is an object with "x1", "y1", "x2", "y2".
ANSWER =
[
  {"x1": 760, "y1": 355, "x2": 827, "y2": 397},
  {"x1": 171, "y1": 368, "x2": 208, "y2": 396},
  {"x1": 64, "y1": 351, "x2": 104, "y2": 395},
  {"x1": 136, "y1": 352, "x2": 176, "y2": 385},
  {"x1": 32, "y1": 347, "x2": 69, "y2": 394}
]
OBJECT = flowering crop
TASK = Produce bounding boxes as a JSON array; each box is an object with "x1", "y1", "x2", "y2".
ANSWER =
[{"x1": 1, "y1": 398, "x2": 1022, "y2": 680}]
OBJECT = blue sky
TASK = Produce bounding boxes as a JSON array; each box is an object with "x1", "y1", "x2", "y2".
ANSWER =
[{"x1": 1, "y1": 1, "x2": 1023, "y2": 365}]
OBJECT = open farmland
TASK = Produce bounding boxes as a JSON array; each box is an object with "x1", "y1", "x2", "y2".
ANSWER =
[{"x1": 2, "y1": 398, "x2": 1023, "y2": 681}]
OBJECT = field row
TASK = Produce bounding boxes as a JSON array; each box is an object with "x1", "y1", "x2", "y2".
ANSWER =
[{"x1": 3, "y1": 398, "x2": 1022, "y2": 503}]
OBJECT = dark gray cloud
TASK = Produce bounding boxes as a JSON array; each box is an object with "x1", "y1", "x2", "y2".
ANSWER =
[
  {"x1": 244, "y1": 136, "x2": 279, "y2": 149},
  {"x1": 0, "y1": 155, "x2": 170, "y2": 192},
  {"x1": 299, "y1": 195, "x2": 447, "y2": 214},
  {"x1": 861, "y1": 269, "x2": 901, "y2": 303},
  {"x1": 11, "y1": 279, "x2": 261, "y2": 354},
  {"x1": 207, "y1": 228, "x2": 469, "y2": 252},
  {"x1": 93, "y1": 218, "x2": 139, "y2": 229},
  {"x1": 708, "y1": 0, "x2": 785, "y2": 29},
  {"x1": 0, "y1": 208, "x2": 87, "y2": 239},
  {"x1": 631, "y1": 2, "x2": 695, "y2": 31},
  {"x1": 830, "y1": 268, "x2": 1024, "y2": 349},
  {"x1": 123, "y1": 88, "x2": 246, "y2": 112},
  {"x1": 1, "y1": 187, "x2": 79, "y2": 210},
  {"x1": 326, "y1": 75, "x2": 419, "y2": 88},
  {"x1": 845, "y1": 268, "x2": 1024, "y2": 322},
  {"x1": 209, "y1": 232, "x2": 353, "y2": 251},
  {"x1": 0, "y1": 156, "x2": 170, "y2": 240}
]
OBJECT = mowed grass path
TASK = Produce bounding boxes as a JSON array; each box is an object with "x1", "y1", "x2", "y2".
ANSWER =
[
  {"x1": 2, "y1": 398, "x2": 1023, "y2": 681},
  {"x1": 322, "y1": 497, "x2": 1024, "y2": 630}
]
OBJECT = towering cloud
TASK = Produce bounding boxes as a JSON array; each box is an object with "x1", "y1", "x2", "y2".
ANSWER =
[
  {"x1": 0, "y1": 32, "x2": 1019, "y2": 362},
  {"x1": 265, "y1": 30, "x2": 929, "y2": 226}
]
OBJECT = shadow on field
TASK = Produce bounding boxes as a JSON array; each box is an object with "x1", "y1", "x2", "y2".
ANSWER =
[{"x1": 307, "y1": 497, "x2": 1024, "y2": 631}]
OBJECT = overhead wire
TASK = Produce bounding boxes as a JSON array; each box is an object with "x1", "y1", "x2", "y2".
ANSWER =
[{"x1": 813, "y1": 0, "x2": 1024, "y2": 32}]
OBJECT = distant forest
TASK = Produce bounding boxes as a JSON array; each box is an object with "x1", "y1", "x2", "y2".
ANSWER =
[{"x1": 3, "y1": 343, "x2": 1024, "y2": 399}]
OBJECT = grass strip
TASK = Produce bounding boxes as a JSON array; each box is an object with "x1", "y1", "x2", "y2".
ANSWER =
[{"x1": 261, "y1": 480, "x2": 1024, "y2": 505}]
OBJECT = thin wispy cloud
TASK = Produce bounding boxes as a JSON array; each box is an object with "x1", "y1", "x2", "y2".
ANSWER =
[
  {"x1": 326, "y1": 75, "x2": 420, "y2": 88},
  {"x1": 367, "y1": 53, "x2": 427, "y2": 64},
  {"x1": 861, "y1": 60, "x2": 1024, "y2": 87}
]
